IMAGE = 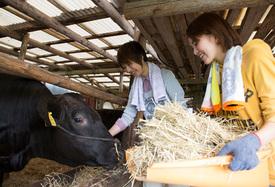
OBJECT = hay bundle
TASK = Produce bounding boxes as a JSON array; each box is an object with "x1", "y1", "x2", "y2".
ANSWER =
[{"x1": 126, "y1": 102, "x2": 253, "y2": 178}]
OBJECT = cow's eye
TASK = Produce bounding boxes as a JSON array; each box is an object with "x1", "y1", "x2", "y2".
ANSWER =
[{"x1": 73, "y1": 116, "x2": 83, "y2": 123}]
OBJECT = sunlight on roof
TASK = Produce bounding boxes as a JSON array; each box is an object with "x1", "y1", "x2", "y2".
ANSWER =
[
  {"x1": 47, "y1": 56, "x2": 68, "y2": 62},
  {"x1": 89, "y1": 39, "x2": 108, "y2": 48},
  {"x1": 56, "y1": 0, "x2": 96, "y2": 11},
  {"x1": 67, "y1": 24, "x2": 91, "y2": 37},
  {"x1": 83, "y1": 18, "x2": 122, "y2": 34},
  {"x1": 0, "y1": 8, "x2": 25, "y2": 26},
  {"x1": 27, "y1": 0, "x2": 63, "y2": 17},
  {"x1": 29, "y1": 31, "x2": 59, "y2": 43},
  {"x1": 104, "y1": 34, "x2": 133, "y2": 45},
  {"x1": 71, "y1": 52, "x2": 94, "y2": 58},
  {"x1": 51, "y1": 43, "x2": 78, "y2": 52},
  {"x1": 28, "y1": 48, "x2": 52, "y2": 56},
  {"x1": 0, "y1": 37, "x2": 22, "y2": 48}
]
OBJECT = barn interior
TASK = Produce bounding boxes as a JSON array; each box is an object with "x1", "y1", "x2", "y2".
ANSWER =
[{"x1": 0, "y1": 0, "x2": 274, "y2": 186}]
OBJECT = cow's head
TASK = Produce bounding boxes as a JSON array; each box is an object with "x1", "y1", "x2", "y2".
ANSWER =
[{"x1": 38, "y1": 93, "x2": 121, "y2": 168}]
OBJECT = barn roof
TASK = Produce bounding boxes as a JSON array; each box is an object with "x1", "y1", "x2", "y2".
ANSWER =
[{"x1": 0, "y1": 0, "x2": 274, "y2": 105}]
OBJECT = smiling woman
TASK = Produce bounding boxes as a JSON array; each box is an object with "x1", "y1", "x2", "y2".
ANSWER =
[
  {"x1": 186, "y1": 13, "x2": 275, "y2": 185},
  {"x1": 108, "y1": 41, "x2": 189, "y2": 187}
]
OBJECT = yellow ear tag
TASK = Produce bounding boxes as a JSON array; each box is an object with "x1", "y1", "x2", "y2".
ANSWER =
[{"x1": 48, "y1": 112, "x2": 57, "y2": 126}]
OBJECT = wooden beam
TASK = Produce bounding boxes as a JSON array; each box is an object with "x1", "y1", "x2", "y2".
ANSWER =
[
  {"x1": 124, "y1": 0, "x2": 273, "y2": 19},
  {"x1": 240, "y1": 6, "x2": 268, "y2": 42},
  {"x1": 92, "y1": 0, "x2": 135, "y2": 37},
  {"x1": 92, "y1": 0, "x2": 163, "y2": 64},
  {"x1": 0, "y1": 52, "x2": 127, "y2": 106},
  {"x1": 40, "y1": 31, "x2": 125, "y2": 47},
  {"x1": 134, "y1": 20, "x2": 167, "y2": 63},
  {"x1": 2, "y1": 7, "x2": 107, "y2": 35},
  {"x1": 111, "y1": 0, "x2": 126, "y2": 12},
  {"x1": 255, "y1": 6, "x2": 275, "y2": 39},
  {"x1": 0, "y1": 26, "x2": 95, "y2": 69},
  {"x1": 18, "y1": 33, "x2": 29, "y2": 60},
  {"x1": 226, "y1": 8, "x2": 242, "y2": 26},
  {"x1": 3, "y1": 0, "x2": 117, "y2": 63},
  {"x1": 173, "y1": 14, "x2": 199, "y2": 77},
  {"x1": 56, "y1": 68, "x2": 122, "y2": 76},
  {"x1": 153, "y1": 17, "x2": 188, "y2": 78},
  {"x1": 0, "y1": 45, "x2": 63, "y2": 70}
]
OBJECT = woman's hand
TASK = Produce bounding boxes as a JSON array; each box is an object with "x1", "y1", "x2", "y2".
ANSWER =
[{"x1": 217, "y1": 133, "x2": 261, "y2": 171}]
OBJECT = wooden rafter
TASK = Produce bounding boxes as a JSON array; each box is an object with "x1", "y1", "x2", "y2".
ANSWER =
[
  {"x1": 0, "y1": 45, "x2": 63, "y2": 70},
  {"x1": 0, "y1": 26, "x2": 95, "y2": 69},
  {"x1": 3, "y1": 0, "x2": 117, "y2": 62},
  {"x1": 153, "y1": 17, "x2": 188, "y2": 78},
  {"x1": 2, "y1": 7, "x2": 107, "y2": 35},
  {"x1": 124, "y1": 0, "x2": 273, "y2": 19},
  {"x1": 255, "y1": 6, "x2": 275, "y2": 39},
  {"x1": 0, "y1": 52, "x2": 127, "y2": 105},
  {"x1": 240, "y1": 6, "x2": 269, "y2": 42}
]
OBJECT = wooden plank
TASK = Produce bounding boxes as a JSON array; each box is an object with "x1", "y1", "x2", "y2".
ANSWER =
[
  {"x1": 255, "y1": 6, "x2": 275, "y2": 39},
  {"x1": 153, "y1": 17, "x2": 188, "y2": 78},
  {"x1": 0, "y1": 26, "x2": 95, "y2": 69},
  {"x1": 226, "y1": 8, "x2": 242, "y2": 26},
  {"x1": 2, "y1": 7, "x2": 107, "y2": 35},
  {"x1": 134, "y1": 20, "x2": 167, "y2": 63},
  {"x1": 0, "y1": 45, "x2": 63, "y2": 70},
  {"x1": 92, "y1": 0, "x2": 135, "y2": 37},
  {"x1": 3, "y1": 0, "x2": 117, "y2": 62},
  {"x1": 57, "y1": 68, "x2": 123, "y2": 76},
  {"x1": 173, "y1": 14, "x2": 199, "y2": 77},
  {"x1": 124, "y1": 0, "x2": 273, "y2": 19},
  {"x1": 240, "y1": 6, "x2": 268, "y2": 42},
  {"x1": 0, "y1": 52, "x2": 127, "y2": 106},
  {"x1": 15, "y1": 31, "x2": 125, "y2": 51}
]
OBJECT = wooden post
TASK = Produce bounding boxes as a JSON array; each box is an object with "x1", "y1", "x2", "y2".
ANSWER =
[
  {"x1": 119, "y1": 72, "x2": 124, "y2": 93},
  {"x1": 0, "y1": 52, "x2": 127, "y2": 106},
  {"x1": 18, "y1": 33, "x2": 29, "y2": 60}
]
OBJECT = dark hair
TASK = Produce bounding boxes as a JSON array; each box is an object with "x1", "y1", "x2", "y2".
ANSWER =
[
  {"x1": 117, "y1": 41, "x2": 147, "y2": 67},
  {"x1": 186, "y1": 13, "x2": 242, "y2": 51}
]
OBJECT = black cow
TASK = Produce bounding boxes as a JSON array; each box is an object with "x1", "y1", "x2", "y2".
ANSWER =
[{"x1": 0, "y1": 74, "x2": 121, "y2": 185}]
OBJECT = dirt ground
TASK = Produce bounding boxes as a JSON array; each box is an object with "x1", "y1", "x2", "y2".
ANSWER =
[{"x1": 2, "y1": 158, "x2": 72, "y2": 187}]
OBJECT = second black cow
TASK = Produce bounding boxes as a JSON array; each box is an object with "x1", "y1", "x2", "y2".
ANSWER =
[{"x1": 0, "y1": 73, "x2": 122, "y2": 185}]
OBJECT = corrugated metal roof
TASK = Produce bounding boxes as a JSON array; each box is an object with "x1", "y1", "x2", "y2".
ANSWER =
[
  {"x1": 76, "y1": 77, "x2": 90, "y2": 82},
  {"x1": 28, "y1": 48, "x2": 52, "y2": 56},
  {"x1": 94, "y1": 77, "x2": 112, "y2": 82},
  {"x1": 56, "y1": 0, "x2": 96, "y2": 11},
  {"x1": 83, "y1": 18, "x2": 122, "y2": 34},
  {"x1": 29, "y1": 31, "x2": 59, "y2": 43},
  {"x1": 66, "y1": 24, "x2": 91, "y2": 37},
  {"x1": 27, "y1": 0, "x2": 63, "y2": 17},
  {"x1": 104, "y1": 34, "x2": 132, "y2": 45},
  {"x1": 51, "y1": 43, "x2": 79, "y2": 52},
  {"x1": 89, "y1": 39, "x2": 108, "y2": 48},
  {"x1": 0, "y1": 37, "x2": 22, "y2": 48},
  {"x1": 85, "y1": 59, "x2": 105, "y2": 63},
  {"x1": 47, "y1": 56, "x2": 68, "y2": 62},
  {"x1": 106, "y1": 49, "x2": 117, "y2": 56},
  {"x1": 0, "y1": 8, "x2": 26, "y2": 26},
  {"x1": 71, "y1": 52, "x2": 94, "y2": 58}
]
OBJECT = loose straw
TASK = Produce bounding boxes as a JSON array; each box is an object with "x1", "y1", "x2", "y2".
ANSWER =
[{"x1": 126, "y1": 102, "x2": 254, "y2": 177}]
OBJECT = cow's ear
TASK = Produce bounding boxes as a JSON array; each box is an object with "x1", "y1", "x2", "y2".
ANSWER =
[{"x1": 37, "y1": 96, "x2": 62, "y2": 127}]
